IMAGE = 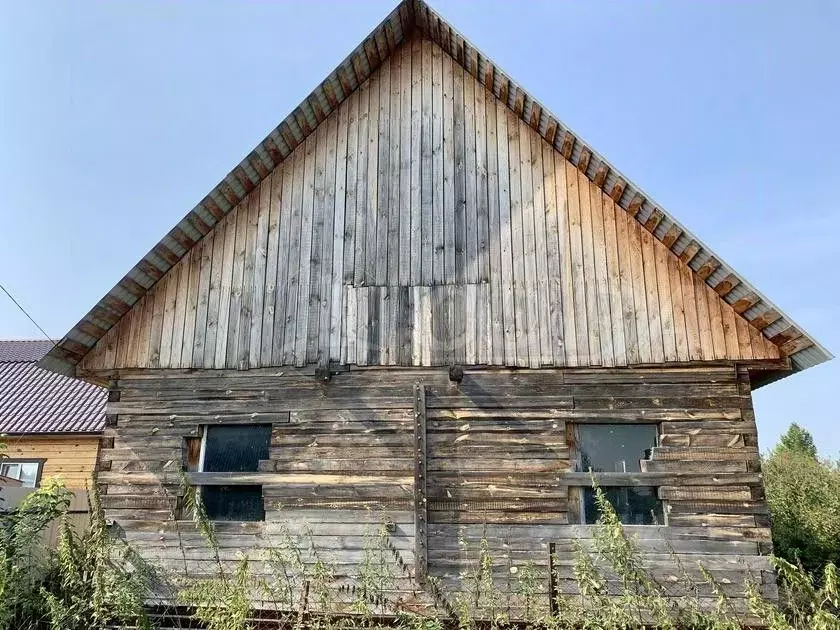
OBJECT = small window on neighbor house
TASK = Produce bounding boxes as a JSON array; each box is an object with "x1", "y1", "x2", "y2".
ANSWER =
[
  {"x1": 574, "y1": 424, "x2": 663, "y2": 525},
  {"x1": 0, "y1": 460, "x2": 42, "y2": 488},
  {"x1": 198, "y1": 425, "x2": 271, "y2": 522}
]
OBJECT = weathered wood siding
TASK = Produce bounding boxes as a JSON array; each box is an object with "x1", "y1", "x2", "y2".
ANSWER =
[
  {"x1": 80, "y1": 35, "x2": 779, "y2": 373},
  {"x1": 97, "y1": 364, "x2": 776, "y2": 613},
  {"x1": 3, "y1": 436, "x2": 99, "y2": 489}
]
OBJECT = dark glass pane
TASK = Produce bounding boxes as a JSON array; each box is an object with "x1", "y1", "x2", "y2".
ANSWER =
[
  {"x1": 583, "y1": 486, "x2": 664, "y2": 525},
  {"x1": 202, "y1": 485, "x2": 264, "y2": 521},
  {"x1": 203, "y1": 425, "x2": 271, "y2": 473},
  {"x1": 578, "y1": 424, "x2": 657, "y2": 473}
]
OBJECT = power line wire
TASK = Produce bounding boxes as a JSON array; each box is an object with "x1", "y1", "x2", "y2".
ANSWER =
[{"x1": 0, "y1": 282, "x2": 57, "y2": 345}]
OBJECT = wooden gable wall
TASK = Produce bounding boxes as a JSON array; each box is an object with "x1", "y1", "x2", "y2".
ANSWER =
[{"x1": 81, "y1": 35, "x2": 779, "y2": 372}]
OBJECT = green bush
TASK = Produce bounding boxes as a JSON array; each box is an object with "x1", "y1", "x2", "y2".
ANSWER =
[{"x1": 764, "y1": 424, "x2": 840, "y2": 576}]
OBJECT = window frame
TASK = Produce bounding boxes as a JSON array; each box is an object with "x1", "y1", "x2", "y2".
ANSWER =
[
  {"x1": 187, "y1": 424, "x2": 271, "y2": 522},
  {"x1": 0, "y1": 458, "x2": 45, "y2": 488},
  {"x1": 566, "y1": 423, "x2": 666, "y2": 526}
]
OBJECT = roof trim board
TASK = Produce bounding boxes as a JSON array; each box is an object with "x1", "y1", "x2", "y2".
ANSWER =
[{"x1": 39, "y1": 0, "x2": 831, "y2": 377}]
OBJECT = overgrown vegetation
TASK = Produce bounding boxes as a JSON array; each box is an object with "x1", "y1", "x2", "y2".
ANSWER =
[
  {"x1": 763, "y1": 424, "x2": 840, "y2": 577},
  {"x1": 1, "y1": 424, "x2": 839, "y2": 628}
]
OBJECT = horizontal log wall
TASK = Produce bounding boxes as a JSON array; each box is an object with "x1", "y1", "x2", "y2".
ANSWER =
[
  {"x1": 80, "y1": 35, "x2": 779, "y2": 373},
  {"x1": 96, "y1": 364, "x2": 776, "y2": 616}
]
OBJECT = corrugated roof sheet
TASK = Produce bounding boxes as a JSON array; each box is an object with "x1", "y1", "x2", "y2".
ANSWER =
[
  {"x1": 39, "y1": 0, "x2": 832, "y2": 379},
  {"x1": 0, "y1": 340, "x2": 105, "y2": 434}
]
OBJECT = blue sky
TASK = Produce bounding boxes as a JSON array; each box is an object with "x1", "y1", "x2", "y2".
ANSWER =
[{"x1": 1, "y1": 1, "x2": 837, "y2": 455}]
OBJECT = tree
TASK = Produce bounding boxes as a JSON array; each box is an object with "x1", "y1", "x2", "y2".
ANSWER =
[
  {"x1": 775, "y1": 423, "x2": 818, "y2": 459},
  {"x1": 764, "y1": 423, "x2": 840, "y2": 576}
]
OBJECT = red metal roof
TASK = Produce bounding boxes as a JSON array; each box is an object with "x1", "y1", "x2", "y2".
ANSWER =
[{"x1": 0, "y1": 340, "x2": 105, "y2": 434}]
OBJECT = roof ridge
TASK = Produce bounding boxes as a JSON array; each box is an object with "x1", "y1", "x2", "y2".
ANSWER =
[{"x1": 38, "y1": 0, "x2": 831, "y2": 378}]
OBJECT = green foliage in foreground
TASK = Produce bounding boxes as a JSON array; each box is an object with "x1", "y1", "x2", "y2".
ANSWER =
[
  {"x1": 764, "y1": 424, "x2": 840, "y2": 577},
  {"x1": 0, "y1": 478, "x2": 838, "y2": 629}
]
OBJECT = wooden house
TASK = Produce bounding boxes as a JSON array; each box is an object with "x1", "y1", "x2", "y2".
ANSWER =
[
  {"x1": 39, "y1": 0, "x2": 831, "y2": 618},
  {"x1": 0, "y1": 340, "x2": 104, "y2": 491}
]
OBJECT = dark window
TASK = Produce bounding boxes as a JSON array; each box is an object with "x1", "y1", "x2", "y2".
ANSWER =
[
  {"x1": 577, "y1": 424, "x2": 657, "y2": 473},
  {"x1": 199, "y1": 425, "x2": 271, "y2": 521},
  {"x1": 583, "y1": 486, "x2": 664, "y2": 525},
  {"x1": 0, "y1": 460, "x2": 43, "y2": 487},
  {"x1": 573, "y1": 424, "x2": 663, "y2": 525}
]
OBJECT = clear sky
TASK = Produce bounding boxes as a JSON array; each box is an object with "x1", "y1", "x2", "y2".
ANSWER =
[{"x1": 1, "y1": 1, "x2": 837, "y2": 455}]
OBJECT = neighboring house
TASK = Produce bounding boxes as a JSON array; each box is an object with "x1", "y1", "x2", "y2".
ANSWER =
[
  {"x1": 38, "y1": 0, "x2": 831, "y2": 618},
  {"x1": 1, "y1": 340, "x2": 105, "y2": 490}
]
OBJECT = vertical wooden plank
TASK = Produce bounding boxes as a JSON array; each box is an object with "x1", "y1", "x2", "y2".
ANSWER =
[
  {"x1": 296, "y1": 132, "x2": 317, "y2": 366},
  {"x1": 518, "y1": 121, "x2": 539, "y2": 367},
  {"x1": 678, "y1": 262, "x2": 702, "y2": 361},
  {"x1": 614, "y1": 206, "x2": 639, "y2": 365},
  {"x1": 748, "y1": 322, "x2": 768, "y2": 360},
  {"x1": 343, "y1": 89, "x2": 359, "y2": 289},
  {"x1": 410, "y1": 37, "x2": 423, "y2": 286},
  {"x1": 496, "y1": 101, "x2": 515, "y2": 364},
  {"x1": 430, "y1": 39, "x2": 445, "y2": 285},
  {"x1": 375, "y1": 57, "x2": 391, "y2": 287},
  {"x1": 191, "y1": 232, "x2": 214, "y2": 367},
  {"x1": 318, "y1": 116, "x2": 338, "y2": 366},
  {"x1": 249, "y1": 178, "x2": 271, "y2": 367},
  {"x1": 169, "y1": 255, "x2": 189, "y2": 369},
  {"x1": 204, "y1": 210, "x2": 227, "y2": 368},
  {"x1": 420, "y1": 38, "x2": 434, "y2": 286},
  {"x1": 387, "y1": 282, "x2": 400, "y2": 365},
  {"x1": 486, "y1": 89, "x2": 504, "y2": 363},
  {"x1": 464, "y1": 281, "x2": 477, "y2": 364},
  {"x1": 399, "y1": 41, "x2": 413, "y2": 286},
  {"x1": 442, "y1": 49, "x2": 456, "y2": 284},
  {"x1": 625, "y1": 215, "x2": 651, "y2": 365},
  {"x1": 330, "y1": 102, "x2": 349, "y2": 361},
  {"x1": 576, "y1": 169, "x2": 601, "y2": 365},
  {"x1": 531, "y1": 133, "x2": 552, "y2": 366},
  {"x1": 475, "y1": 78, "x2": 491, "y2": 289},
  {"x1": 707, "y1": 282, "x2": 727, "y2": 360},
  {"x1": 507, "y1": 110, "x2": 528, "y2": 367},
  {"x1": 225, "y1": 196, "x2": 248, "y2": 367},
  {"x1": 654, "y1": 240, "x2": 677, "y2": 362},
  {"x1": 115, "y1": 308, "x2": 133, "y2": 368},
  {"x1": 261, "y1": 171, "x2": 280, "y2": 366},
  {"x1": 565, "y1": 160, "x2": 588, "y2": 366},
  {"x1": 365, "y1": 71, "x2": 380, "y2": 287},
  {"x1": 238, "y1": 190, "x2": 260, "y2": 369},
  {"x1": 271, "y1": 163, "x2": 293, "y2": 365},
  {"x1": 411, "y1": 285, "x2": 422, "y2": 365},
  {"x1": 282, "y1": 147, "x2": 305, "y2": 365},
  {"x1": 418, "y1": 285, "x2": 432, "y2": 366},
  {"x1": 589, "y1": 182, "x2": 614, "y2": 367},
  {"x1": 555, "y1": 155, "x2": 576, "y2": 367},
  {"x1": 387, "y1": 52, "x2": 402, "y2": 287},
  {"x1": 413, "y1": 382, "x2": 428, "y2": 583},
  {"x1": 734, "y1": 303, "x2": 754, "y2": 359},
  {"x1": 602, "y1": 197, "x2": 627, "y2": 366},
  {"x1": 159, "y1": 255, "x2": 181, "y2": 369},
  {"x1": 693, "y1": 273, "x2": 714, "y2": 360},
  {"x1": 452, "y1": 57, "x2": 466, "y2": 289},
  {"x1": 353, "y1": 78, "x2": 370, "y2": 288},
  {"x1": 367, "y1": 286, "x2": 381, "y2": 365},
  {"x1": 721, "y1": 297, "x2": 741, "y2": 359},
  {"x1": 136, "y1": 292, "x2": 154, "y2": 369},
  {"x1": 399, "y1": 285, "x2": 414, "y2": 365},
  {"x1": 668, "y1": 253, "x2": 690, "y2": 362},
  {"x1": 356, "y1": 286, "x2": 369, "y2": 366},
  {"x1": 464, "y1": 63, "x2": 478, "y2": 285},
  {"x1": 378, "y1": 286, "x2": 390, "y2": 365},
  {"x1": 345, "y1": 285, "x2": 357, "y2": 364},
  {"x1": 307, "y1": 123, "x2": 328, "y2": 364},
  {"x1": 181, "y1": 242, "x2": 202, "y2": 368},
  {"x1": 147, "y1": 274, "x2": 168, "y2": 368},
  {"x1": 640, "y1": 225, "x2": 664, "y2": 364}
]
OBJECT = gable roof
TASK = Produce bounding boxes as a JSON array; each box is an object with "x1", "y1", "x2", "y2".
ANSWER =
[
  {"x1": 40, "y1": 0, "x2": 831, "y2": 379},
  {"x1": 1, "y1": 340, "x2": 105, "y2": 434}
]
